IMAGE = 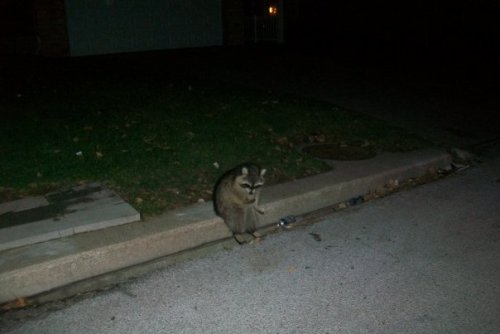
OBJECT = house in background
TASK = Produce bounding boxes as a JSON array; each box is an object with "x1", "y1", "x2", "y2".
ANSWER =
[
  {"x1": 3, "y1": 1, "x2": 495, "y2": 59},
  {"x1": 1, "y1": 0, "x2": 293, "y2": 58}
]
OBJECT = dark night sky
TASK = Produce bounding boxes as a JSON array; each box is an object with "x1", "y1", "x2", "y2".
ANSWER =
[{"x1": 289, "y1": 1, "x2": 499, "y2": 60}]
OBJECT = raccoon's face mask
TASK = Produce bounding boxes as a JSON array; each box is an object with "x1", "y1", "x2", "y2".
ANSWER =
[
  {"x1": 239, "y1": 181, "x2": 262, "y2": 195},
  {"x1": 237, "y1": 167, "x2": 266, "y2": 196}
]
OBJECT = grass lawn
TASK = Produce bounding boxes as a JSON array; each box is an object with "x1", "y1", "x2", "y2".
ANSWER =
[{"x1": 0, "y1": 60, "x2": 428, "y2": 216}]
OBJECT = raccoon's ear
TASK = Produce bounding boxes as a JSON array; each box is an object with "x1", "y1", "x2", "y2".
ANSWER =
[
  {"x1": 241, "y1": 167, "x2": 248, "y2": 175},
  {"x1": 260, "y1": 169, "x2": 266, "y2": 176}
]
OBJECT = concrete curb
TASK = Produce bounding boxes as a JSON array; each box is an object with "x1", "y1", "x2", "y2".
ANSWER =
[{"x1": 0, "y1": 148, "x2": 452, "y2": 304}]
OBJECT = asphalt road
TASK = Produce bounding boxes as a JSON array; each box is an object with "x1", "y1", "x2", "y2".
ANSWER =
[{"x1": 3, "y1": 150, "x2": 499, "y2": 333}]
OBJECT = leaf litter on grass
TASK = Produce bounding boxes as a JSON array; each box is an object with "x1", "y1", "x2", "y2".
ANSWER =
[{"x1": 0, "y1": 79, "x2": 429, "y2": 216}]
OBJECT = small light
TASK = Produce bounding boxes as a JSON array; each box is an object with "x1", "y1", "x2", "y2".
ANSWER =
[{"x1": 268, "y1": 5, "x2": 278, "y2": 16}]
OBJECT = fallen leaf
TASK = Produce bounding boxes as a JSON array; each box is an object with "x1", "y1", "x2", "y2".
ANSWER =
[
  {"x1": 276, "y1": 136, "x2": 289, "y2": 146},
  {"x1": 0, "y1": 297, "x2": 28, "y2": 311},
  {"x1": 288, "y1": 266, "x2": 297, "y2": 273}
]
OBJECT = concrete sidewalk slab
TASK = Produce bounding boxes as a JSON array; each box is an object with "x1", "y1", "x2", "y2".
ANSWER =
[
  {"x1": 0, "y1": 197, "x2": 49, "y2": 216},
  {"x1": 0, "y1": 183, "x2": 141, "y2": 252},
  {"x1": 0, "y1": 148, "x2": 452, "y2": 304}
]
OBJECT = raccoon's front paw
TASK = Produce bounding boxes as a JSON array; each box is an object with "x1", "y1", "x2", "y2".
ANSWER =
[
  {"x1": 233, "y1": 232, "x2": 255, "y2": 244},
  {"x1": 254, "y1": 206, "x2": 264, "y2": 215}
]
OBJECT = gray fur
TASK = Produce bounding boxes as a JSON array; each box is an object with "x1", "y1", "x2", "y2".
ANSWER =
[{"x1": 213, "y1": 163, "x2": 266, "y2": 235}]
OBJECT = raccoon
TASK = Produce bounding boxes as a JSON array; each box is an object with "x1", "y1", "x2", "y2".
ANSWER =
[{"x1": 214, "y1": 163, "x2": 266, "y2": 236}]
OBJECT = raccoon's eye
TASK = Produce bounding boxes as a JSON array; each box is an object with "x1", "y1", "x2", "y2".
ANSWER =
[{"x1": 240, "y1": 183, "x2": 251, "y2": 189}]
